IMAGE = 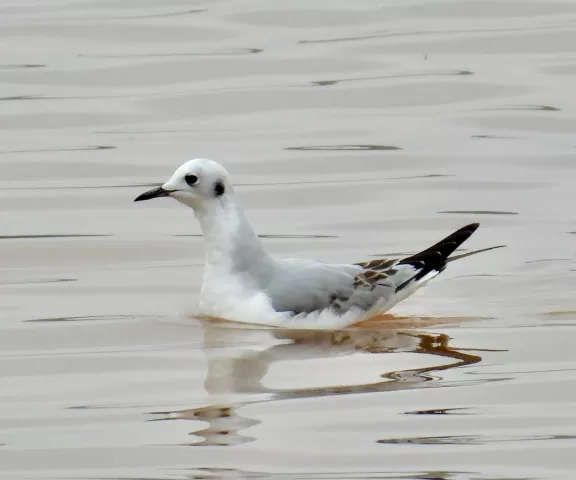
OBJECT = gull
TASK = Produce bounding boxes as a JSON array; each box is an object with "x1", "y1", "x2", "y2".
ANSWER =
[{"x1": 135, "y1": 158, "x2": 503, "y2": 328}]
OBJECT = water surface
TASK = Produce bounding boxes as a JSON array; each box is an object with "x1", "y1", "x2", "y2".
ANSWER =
[{"x1": 1, "y1": 1, "x2": 576, "y2": 479}]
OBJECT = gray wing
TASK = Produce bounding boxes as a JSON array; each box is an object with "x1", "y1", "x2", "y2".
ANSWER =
[
  {"x1": 332, "y1": 258, "x2": 417, "y2": 313},
  {"x1": 265, "y1": 223, "x2": 492, "y2": 316},
  {"x1": 263, "y1": 259, "x2": 360, "y2": 314},
  {"x1": 264, "y1": 257, "x2": 415, "y2": 315}
]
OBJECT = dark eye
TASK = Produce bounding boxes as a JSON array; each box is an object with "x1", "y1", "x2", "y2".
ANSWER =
[{"x1": 185, "y1": 174, "x2": 198, "y2": 186}]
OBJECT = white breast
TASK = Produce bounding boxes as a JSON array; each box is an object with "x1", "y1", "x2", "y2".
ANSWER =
[{"x1": 199, "y1": 266, "x2": 282, "y2": 324}]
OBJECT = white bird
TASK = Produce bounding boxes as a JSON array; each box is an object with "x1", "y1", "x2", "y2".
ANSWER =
[{"x1": 135, "y1": 158, "x2": 502, "y2": 328}]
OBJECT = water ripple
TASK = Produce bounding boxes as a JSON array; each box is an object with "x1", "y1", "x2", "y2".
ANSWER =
[
  {"x1": 285, "y1": 144, "x2": 402, "y2": 151},
  {"x1": 78, "y1": 48, "x2": 263, "y2": 59},
  {"x1": 311, "y1": 70, "x2": 473, "y2": 87},
  {"x1": 0, "y1": 145, "x2": 115, "y2": 154},
  {"x1": 439, "y1": 210, "x2": 519, "y2": 215}
]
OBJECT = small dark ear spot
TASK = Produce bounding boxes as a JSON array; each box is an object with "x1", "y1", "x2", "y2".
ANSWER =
[{"x1": 214, "y1": 180, "x2": 225, "y2": 197}]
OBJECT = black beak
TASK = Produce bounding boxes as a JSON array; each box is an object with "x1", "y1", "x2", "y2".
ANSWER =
[{"x1": 134, "y1": 186, "x2": 172, "y2": 202}]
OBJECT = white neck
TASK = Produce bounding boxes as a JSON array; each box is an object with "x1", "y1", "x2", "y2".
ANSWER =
[{"x1": 194, "y1": 195, "x2": 270, "y2": 273}]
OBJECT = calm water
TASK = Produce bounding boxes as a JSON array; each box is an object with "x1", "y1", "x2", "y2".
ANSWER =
[{"x1": 1, "y1": 1, "x2": 576, "y2": 479}]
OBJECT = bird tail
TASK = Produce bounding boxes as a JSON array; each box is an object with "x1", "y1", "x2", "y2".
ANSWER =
[
  {"x1": 398, "y1": 223, "x2": 481, "y2": 272},
  {"x1": 395, "y1": 223, "x2": 502, "y2": 293}
]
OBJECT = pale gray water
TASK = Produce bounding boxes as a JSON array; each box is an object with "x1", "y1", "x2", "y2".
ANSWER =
[{"x1": 1, "y1": 1, "x2": 576, "y2": 479}]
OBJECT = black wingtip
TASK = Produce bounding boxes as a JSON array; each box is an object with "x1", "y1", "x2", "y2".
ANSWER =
[
  {"x1": 393, "y1": 223, "x2": 482, "y2": 293},
  {"x1": 398, "y1": 223, "x2": 481, "y2": 271}
]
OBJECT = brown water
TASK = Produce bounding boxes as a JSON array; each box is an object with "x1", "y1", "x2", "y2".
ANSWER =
[{"x1": 2, "y1": 1, "x2": 576, "y2": 479}]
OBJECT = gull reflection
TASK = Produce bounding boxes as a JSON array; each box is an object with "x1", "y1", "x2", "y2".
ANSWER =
[{"x1": 152, "y1": 316, "x2": 486, "y2": 446}]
